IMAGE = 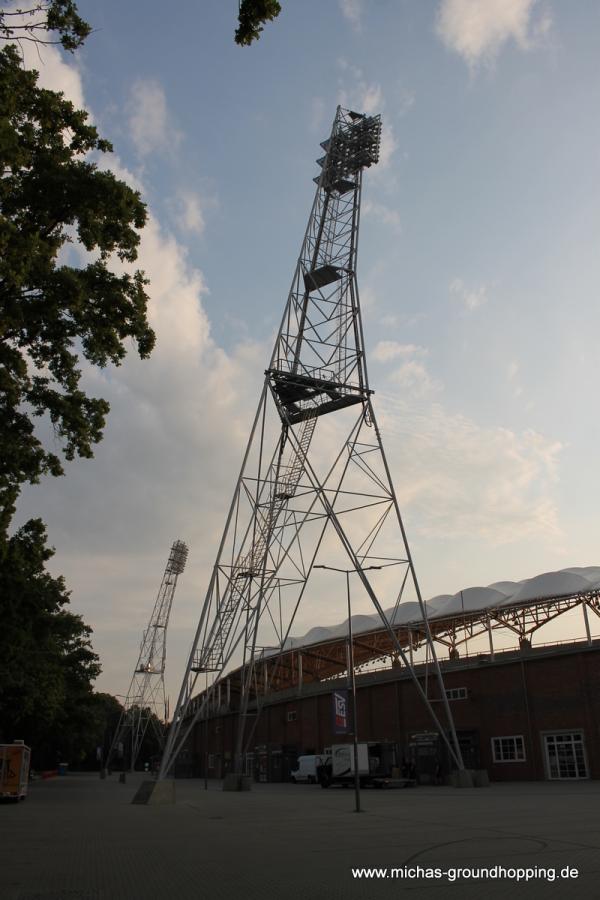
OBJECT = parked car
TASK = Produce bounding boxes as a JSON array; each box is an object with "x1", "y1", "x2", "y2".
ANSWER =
[{"x1": 290, "y1": 754, "x2": 325, "y2": 784}]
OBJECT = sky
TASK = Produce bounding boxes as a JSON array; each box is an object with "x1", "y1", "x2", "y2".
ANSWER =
[{"x1": 10, "y1": 0, "x2": 600, "y2": 703}]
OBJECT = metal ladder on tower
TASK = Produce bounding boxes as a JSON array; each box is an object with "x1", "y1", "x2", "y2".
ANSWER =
[{"x1": 193, "y1": 416, "x2": 316, "y2": 674}]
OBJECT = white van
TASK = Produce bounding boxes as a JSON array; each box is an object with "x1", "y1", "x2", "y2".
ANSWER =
[{"x1": 290, "y1": 754, "x2": 324, "y2": 784}]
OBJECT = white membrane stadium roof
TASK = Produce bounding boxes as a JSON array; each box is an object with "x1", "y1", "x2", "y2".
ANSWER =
[{"x1": 276, "y1": 566, "x2": 600, "y2": 654}]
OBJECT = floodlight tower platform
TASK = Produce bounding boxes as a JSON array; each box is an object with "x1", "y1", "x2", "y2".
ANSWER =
[{"x1": 159, "y1": 107, "x2": 464, "y2": 782}]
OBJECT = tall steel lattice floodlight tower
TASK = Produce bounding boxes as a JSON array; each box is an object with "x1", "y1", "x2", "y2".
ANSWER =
[
  {"x1": 108, "y1": 540, "x2": 188, "y2": 771},
  {"x1": 160, "y1": 107, "x2": 464, "y2": 780}
]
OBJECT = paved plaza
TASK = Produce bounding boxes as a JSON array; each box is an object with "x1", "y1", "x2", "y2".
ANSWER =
[{"x1": 1, "y1": 774, "x2": 599, "y2": 900}]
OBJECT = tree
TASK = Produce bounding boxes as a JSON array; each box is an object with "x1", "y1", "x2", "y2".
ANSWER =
[
  {"x1": 75, "y1": 692, "x2": 123, "y2": 770},
  {"x1": 0, "y1": 41, "x2": 155, "y2": 536},
  {"x1": 0, "y1": 1, "x2": 90, "y2": 51},
  {"x1": 0, "y1": 3, "x2": 155, "y2": 766},
  {"x1": 235, "y1": 0, "x2": 281, "y2": 46},
  {"x1": 0, "y1": 518, "x2": 101, "y2": 765},
  {"x1": 110, "y1": 704, "x2": 165, "y2": 772}
]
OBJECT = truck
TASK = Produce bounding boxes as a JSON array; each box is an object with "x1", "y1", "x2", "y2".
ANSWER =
[
  {"x1": 1, "y1": 742, "x2": 31, "y2": 802},
  {"x1": 317, "y1": 742, "x2": 413, "y2": 789}
]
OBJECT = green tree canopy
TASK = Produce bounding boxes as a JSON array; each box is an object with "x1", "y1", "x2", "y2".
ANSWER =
[
  {"x1": 0, "y1": 42, "x2": 155, "y2": 536},
  {"x1": 235, "y1": 0, "x2": 281, "y2": 46},
  {"x1": 0, "y1": 1, "x2": 90, "y2": 51},
  {"x1": 0, "y1": 518, "x2": 101, "y2": 764},
  {"x1": 0, "y1": 2, "x2": 157, "y2": 768},
  {"x1": 78, "y1": 692, "x2": 123, "y2": 770}
]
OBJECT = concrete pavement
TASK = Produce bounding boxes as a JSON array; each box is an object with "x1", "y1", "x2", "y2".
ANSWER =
[{"x1": 1, "y1": 773, "x2": 599, "y2": 900}]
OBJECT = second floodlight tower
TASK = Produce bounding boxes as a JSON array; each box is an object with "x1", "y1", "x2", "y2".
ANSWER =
[
  {"x1": 108, "y1": 539, "x2": 188, "y2": 771},
  {"x1": 160, "y1": 107, "x2": 464, "y2": 780}
]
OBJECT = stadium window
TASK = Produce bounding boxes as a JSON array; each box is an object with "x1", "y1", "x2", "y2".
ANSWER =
[
  {"x1": 208, "y1": 754, "x2": 215, "y2": 769},
  {"x1": 445, "y1": 687, "x2": 468, "y2": 701},
  {"x1": 492, "y1": 735, "x2": 526, "y2": 763},
  {"x1": 544, "y1": 732, "x2": 588, "y2": 779},
  {"x1": 287, "y1": 710, "x2": 297, "y2": 722}
]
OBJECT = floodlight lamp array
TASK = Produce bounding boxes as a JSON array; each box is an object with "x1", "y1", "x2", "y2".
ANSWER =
[
  {"x1": 168, "y1": 540, "x2": 189, "y2": 575},
  {"x1": 318, "y1": 113, "x2": 382, "y2": 190}
]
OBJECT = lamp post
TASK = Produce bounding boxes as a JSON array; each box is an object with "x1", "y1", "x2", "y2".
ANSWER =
[{"x1": 315, "y1": 564, "x2": 381, "y2": 813}]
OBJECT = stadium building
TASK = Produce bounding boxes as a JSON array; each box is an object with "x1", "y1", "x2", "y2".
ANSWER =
[{"x1": 184, "y1": 567, "x2": 600, "y2": 784}]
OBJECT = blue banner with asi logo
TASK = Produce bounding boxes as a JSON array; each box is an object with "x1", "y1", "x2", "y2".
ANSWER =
[{"x1": 332, "y1": 689, "x2": 350, "y2": 734}]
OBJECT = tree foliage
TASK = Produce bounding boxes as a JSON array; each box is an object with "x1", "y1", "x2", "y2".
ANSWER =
[
  {"x1": 109, "y1": 704, "x2": 164, "y2": 772},
  {"x1": 0, "y1": 42, "x2": 155, "y2": 536},
  {"x1": 0, "y1": 1, "x2": 90, "y2": 51},
  {"x1": 77, "y1": 692, "x2": 123, "y2": 770},
  {"x1": 0, "y1": 3, "x2": 158, "y2": 767},
  {"x1": 235, "y1": 0, "x2": 281, "y2": 46},
  {"x1": 0, "y1": 518, "x2": 101, "y2": 764}
]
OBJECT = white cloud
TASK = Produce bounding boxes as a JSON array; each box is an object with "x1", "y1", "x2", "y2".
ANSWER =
[
  {"x1": 373, "y1": 341, "x2": 427, "y2": 363},
  {"x1": 359, "y1": 284, "x2": 377, "y2": 311},
  {"x1": 507, "y1": 359, "x2": 525, "y2": 398},
  {"x1": 450, "y1": 277, "x2": 488, "y2": 311},
  {"x1": 390, "y1": 360, "x2": 442, "y2": 396},
  {"x1": 377, "y1": 125, "x2": 398, "y2": 171},
  {"x1": 378, "y1": 391, "x2": 563, "y2": 545},
  {"x1": 9, "y1": 49, "x2": 261, "y2": 700},
  {"x1": 128, "y1": 79, "x2": 182, "y2": 157},
  {"x1": 363, "y1": 199, "x2": 402, "y2": 232},
  {"x1": 435, "y1": 0, "x2": 551, "y2": 67},
  {"x1": 533, "y1": 8, "x2": 553, "y2": 40},
  {"x1": 176, "y1": 191, "x2": 206, "y2": 236},
  {"x1": 20, "y1": 204, "x2": 266, "y2": 698},
  {"x1": 133, "y1": 217, "x2": 210, "y2": 354},
  {"x1": 309, "y1": 96, "x2": 326, "y2": 132},
  {"x1": 338, "y1": 0, "x2": 363, "y2": 31},
  {"x1": 397, "y1": 88, "x2": 416, "y2": 117},
  {"x1": 361, "y1": 83, "x2": 383, "y2": 115}
]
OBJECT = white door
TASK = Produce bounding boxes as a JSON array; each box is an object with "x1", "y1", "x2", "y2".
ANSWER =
[{"x1": 544, "y1": 732, "x2": 588, "y2": 780}]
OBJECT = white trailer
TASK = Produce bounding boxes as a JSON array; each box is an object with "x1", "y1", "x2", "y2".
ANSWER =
[{"x1": 330, "y1": 743, "x2": 369, "y2": 779}]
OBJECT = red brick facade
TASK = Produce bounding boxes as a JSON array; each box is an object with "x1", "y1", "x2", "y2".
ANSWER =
[{"x1": 188, "y1": 641, "x2": 600, "y2": 783}]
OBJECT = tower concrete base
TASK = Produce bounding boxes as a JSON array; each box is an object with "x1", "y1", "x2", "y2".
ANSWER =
[
  {"x1": 132, "y1": 779, "x2": 175, "y2": 805},
  {"x1": 223, "y1": 774, "x2": 252, "y2": 791}
]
